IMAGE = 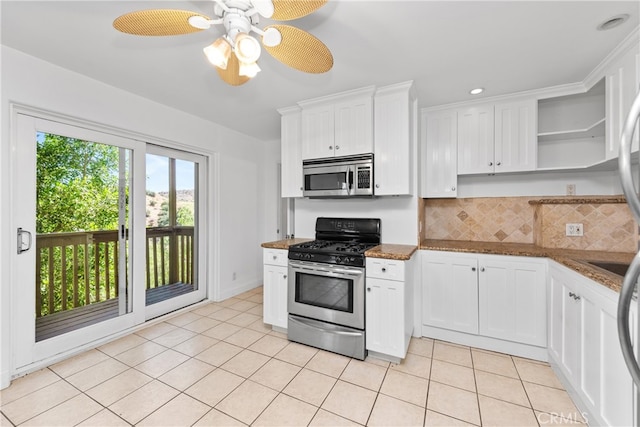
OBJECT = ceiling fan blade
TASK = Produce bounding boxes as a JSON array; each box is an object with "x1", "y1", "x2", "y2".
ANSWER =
[
  {"x1": 113, "y1": 10, "x2": 210, "y2": 36},
  {"x1": 216, "y1": 53, "x2": 251, "y2": 86},
  {"x1": 271, "y1": 0, "x2": 327, "y2": 21},
  {"x1": 263, "y1": 25, "x2": 333, "y2": 73}
]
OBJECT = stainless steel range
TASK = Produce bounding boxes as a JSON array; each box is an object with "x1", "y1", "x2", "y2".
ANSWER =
[{"x1": 287, "y1": 217, "x2": 380, "y2": 360}]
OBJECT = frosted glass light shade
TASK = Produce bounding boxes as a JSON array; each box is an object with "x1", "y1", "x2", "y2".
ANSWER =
[
  {"x1": 235, "y1": 33, "x2": 261, "y2": 63},
  {"x1": 238, "y1": 61, "x2": 261, "y2": 78},
  {"x1": 203, "y1": 37, "x2": 231, "y2": 69}
]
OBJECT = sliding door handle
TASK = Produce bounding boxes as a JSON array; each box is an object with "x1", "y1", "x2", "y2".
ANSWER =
[{"x1": 17, "y1": 227, "x2": 32, "y2": 254}]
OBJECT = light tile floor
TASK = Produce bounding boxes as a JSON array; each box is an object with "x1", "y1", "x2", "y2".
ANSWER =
[{"x1": 0, "y1": 287, "x2": 586, "y2": 426}]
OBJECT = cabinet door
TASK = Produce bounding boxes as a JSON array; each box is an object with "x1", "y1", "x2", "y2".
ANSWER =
[
  {"x1": 605, "y1": 47, "x2": 640, "y2": 160},
  {"x1": 334, "y1": 97, "x2": 373, "y2": 157},
  {"x1": 457, "y1": 105, "x2": 494, "y2": 175},
  {"x1": 422, "y1": 253, "x2": 478, "y2": 334},
  {"x1": 301, "y1": 105, "x2": 335, "y2": 160},
  {"x1": 366, "y1": 277, "x2": 404, "y2": 357},
  {"x1": 374, "y1": 87, "x2": 413, "y2": 196},
  {"x1": 478, "y1": 258, "x2": 546, "y2": 346},
  {"x1": 421, "y1": 109, "x2": 457, "y2": 198},
  {"x1": 263, "y1": 264, "x2": 288, "y2": 329},
  {"x1": 494, "y1": 99, "x2": 537, "y2": 173},
  {"x1": 280, "y1": 108, "x2": 303, "y2": 197}
]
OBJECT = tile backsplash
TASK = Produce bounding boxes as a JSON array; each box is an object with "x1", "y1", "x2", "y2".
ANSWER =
[{"x1": 422, "y1": 196, "x2": 637, "y2": 253}]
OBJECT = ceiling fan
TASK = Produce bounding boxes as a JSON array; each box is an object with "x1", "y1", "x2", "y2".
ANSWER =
[{"x1": 113, "y1": 0, "x2": 333, "y2": 86}]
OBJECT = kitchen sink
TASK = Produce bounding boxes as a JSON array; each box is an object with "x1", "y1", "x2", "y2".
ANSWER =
[{"x1": 587, "y1": 261, "x2": 630, "y2": 277}]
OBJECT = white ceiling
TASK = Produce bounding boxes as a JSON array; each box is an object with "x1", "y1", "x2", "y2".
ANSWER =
[{"x1": 2, "y1": 1, "x2": 639, "y2": 141}]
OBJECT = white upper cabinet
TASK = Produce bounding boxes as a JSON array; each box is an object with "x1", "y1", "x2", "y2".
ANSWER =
[
  {"x1": 421, "y1": 109, "x2": 457, "y2": 198},
  {"x1": 301, "y1": 104, "x2": 335, "y2": 160},
  {"x1": 457, "y1": 104, "x2": 495, "y2": 175},
  {"x1": 494, "y1": 99, "x2": 537, "y2": 172},
  {"x1": 335, "y1": 97, "x2": 374, "y2": 157},
  {"x1": 374, "y1": 81, "x2": 416, "y2": 196},
  {"x1": 278, "y1": 106, "x2": 303, "y2": 198},
  {"x1": 605, "y1": 44, "x2": 640, "y2": 160},
  {"x1": 300, "y1": 86, "x2": 375, "y2": 161},
  {"x1": 457, "y1": 100, "x2": 537, "y2": 175}
]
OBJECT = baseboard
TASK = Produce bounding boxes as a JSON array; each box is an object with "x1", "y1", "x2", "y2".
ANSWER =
[
  {"x1": 547, "y1": 353, "x2": 598, "y2": 426},
  {"x1": 217, "y1": 279, "x2": 262, "y2": 301},
  {"x1": 421, "y1": 325, "x2": 548, "y2": 362}
]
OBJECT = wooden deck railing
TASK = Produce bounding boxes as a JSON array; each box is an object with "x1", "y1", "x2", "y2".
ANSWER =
[{"x1": 36, "y1": 226, "x2": 194, "y2": 317}]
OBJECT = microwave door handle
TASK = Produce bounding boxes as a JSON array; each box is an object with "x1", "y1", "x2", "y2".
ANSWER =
[{"x1": 347, "y1": 166, "x2": 354, "y2": 195}]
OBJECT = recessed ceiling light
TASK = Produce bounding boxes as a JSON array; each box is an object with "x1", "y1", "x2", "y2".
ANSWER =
[
  {"x1": 469, "y1": 88, "x2": 484, "y2": 95},
  {"x1": 597, "y1": 14, "x2": 629, "y2": 31}
]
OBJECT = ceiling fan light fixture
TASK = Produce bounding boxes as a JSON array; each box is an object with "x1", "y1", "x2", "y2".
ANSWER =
[
  {"x1": 203, "y1": 37, "x2": 232, "y2": 69},
  {"x1": 239, "y1": 60, "x2": 261, "y2": 78},
  {"x1": 235, "y1": 33, "x2": 262, "y2": 63}
]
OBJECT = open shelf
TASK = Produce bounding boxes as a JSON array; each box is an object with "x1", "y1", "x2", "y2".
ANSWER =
[{"x1": 537, "y1": 117, "x2": 605, "y2": 142}]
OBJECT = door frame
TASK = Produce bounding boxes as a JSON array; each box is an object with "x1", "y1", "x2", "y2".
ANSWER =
[{"x1": 4, "y1": 104, "x2": 218, "y2": 382}]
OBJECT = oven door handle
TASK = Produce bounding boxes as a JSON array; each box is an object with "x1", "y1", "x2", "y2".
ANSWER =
[
  {"x1": 289, "y1": 316, "x2": 363, "y2": 337},
  {"x1": 291, "y1": 263, "x2": 363, "y2": 277}
]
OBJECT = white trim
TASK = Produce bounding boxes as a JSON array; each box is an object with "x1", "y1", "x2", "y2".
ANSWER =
[
  {"x1": 209, "y1": 153, "x2": 222, "y2": 302},
  {"x1": 584, "y1": 26, "x2": 640, "y2": 90}
]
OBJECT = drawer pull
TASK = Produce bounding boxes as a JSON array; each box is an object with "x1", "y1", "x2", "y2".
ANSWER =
[
  {"x1": 381, "y1": 267, "x2": 386, "y2": 273},
  {"x1": 273, "y1": 255, "x2": 277, "y2": 260},
  {"x1": 480, "y1": 267, "x2": 485, "y2": 272},
  {"x1": 472, "y1": 267, "x2": 476, "y2": 272}
]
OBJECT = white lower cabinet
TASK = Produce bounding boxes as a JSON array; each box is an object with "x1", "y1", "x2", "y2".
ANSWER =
[
  {"x1": 478, "y1": 258, "x2": 546, "y2": 346},
  {"x1": 421, "y1": 252, "x2": 479, "y2": 334},
  {"x1": 548, "y1": 261, "x2": 635, "y2": 427},
  {"x1": 421, "y1": 250, "x2": 547, "y2": 357},
  {"x1": 263, "y1": 249, "x2": 288, "y2": 330},
  {"x1": 366, "y1": 256, "x2": 415, "y2": 361}
]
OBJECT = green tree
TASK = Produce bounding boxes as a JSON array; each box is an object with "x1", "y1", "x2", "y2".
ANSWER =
[
  {"x1": 36, "y1": 133, "x2": 121, "y2": 233},
  {"x1": 177, "y1": 205, "x2": 194, "y2": 226}
]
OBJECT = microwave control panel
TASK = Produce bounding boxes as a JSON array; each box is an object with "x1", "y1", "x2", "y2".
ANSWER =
[{"x1": 356, "y1": 166, "x2": 371, "y2": 189}]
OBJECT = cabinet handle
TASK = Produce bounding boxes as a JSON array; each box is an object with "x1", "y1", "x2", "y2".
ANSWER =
[
  {"x1": 335, "y1": 145, "x2": 340, "y2": 150},
  {"x1": 471, "y1": 267, "x2": 476, "y2": 272},
  {"x1": 272, "y1": 255, "x2": 277, "y2": 260},
  {"x1": 480, "y1": 267, "x2": 485, "y2": 272},
  {"x1": 300, "y1": 186, "x2": 303, "y2": 191},
  {"x1": 375, "y1": 184, "x2": 380, "y2": 189},
  {"x1": 367, "y1": 287, "x2": 371, "y2": 292},
  {"x1": 488, "y1": 162, "x2": 493, "y2": 166},
  {"x1": 283, "y1": 275, "x2": 287, "y2": 279},
  {"x1": 381, "y1": 267, "x2": 386, "y2": 273},
  {"x1": 451, "y1": 186, "x2": 456, "y2": 191},
  {"x1": 496, "y1": 161, "x2": 501, "y2": 166},
  {"x1": 329, "y1": 146, "x2": 333, "y2": 150}
]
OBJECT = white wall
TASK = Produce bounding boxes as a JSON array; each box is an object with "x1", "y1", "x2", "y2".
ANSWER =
[
  {"x1": 457, "y1": 168, "x2": 625, "y2": 198},
  {"x1": 0, "y1": 46, "x2": 278, "y2": 387}
]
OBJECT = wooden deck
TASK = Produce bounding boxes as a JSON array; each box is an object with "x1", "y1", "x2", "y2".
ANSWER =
[{"x1": 36, "y1": 282, "x2": 196, "y2": 341}]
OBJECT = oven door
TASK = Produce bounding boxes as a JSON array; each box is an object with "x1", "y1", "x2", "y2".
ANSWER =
[{"x1": 288, "y1": 260, "x2": 365, "y2": 329}]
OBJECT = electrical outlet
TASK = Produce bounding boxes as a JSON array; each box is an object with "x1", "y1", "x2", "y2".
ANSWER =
[
  {"x1": 566, "y1": 223, "x2": 584, "y2": 236},
  {"x1": 566, "y1": 184, "x2": 576, "y2": 195}
]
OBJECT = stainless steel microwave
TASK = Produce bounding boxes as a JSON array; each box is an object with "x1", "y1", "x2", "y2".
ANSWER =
[{"x1": 302, "y1": 154, "x2": 374, "y2": 198}]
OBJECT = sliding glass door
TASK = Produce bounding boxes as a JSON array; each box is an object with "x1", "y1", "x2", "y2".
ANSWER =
[{"x1": 11, "y1": 113, "x2": 208, "y2": 371}]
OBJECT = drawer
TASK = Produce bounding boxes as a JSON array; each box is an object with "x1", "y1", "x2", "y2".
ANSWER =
[
  {"x1": 263, "y1": 248, "x2": 288, "y2": 267},
  {"x1": 366, "y1": 258, "x2": 405, "y2": 281}
]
